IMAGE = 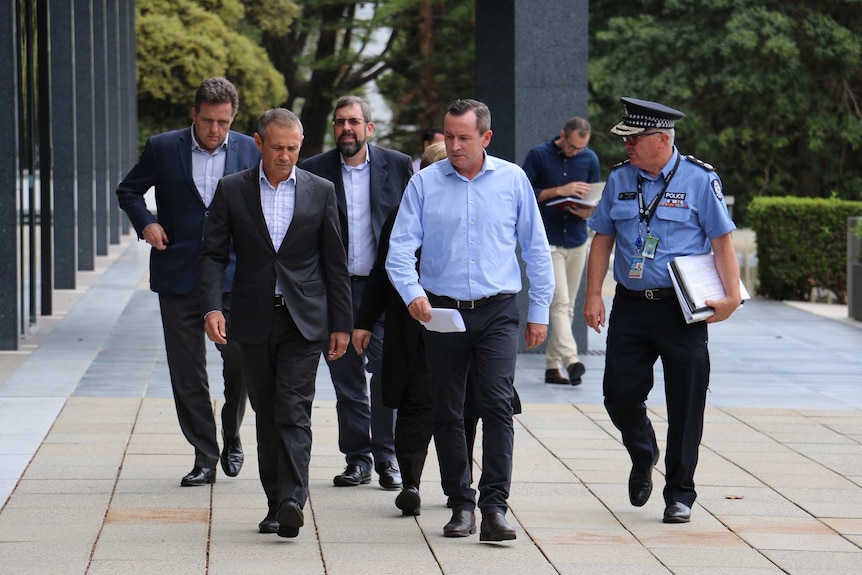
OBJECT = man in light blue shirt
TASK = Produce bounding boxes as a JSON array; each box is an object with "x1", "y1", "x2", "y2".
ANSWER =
[{"x1": 386, "y1": 99, "x2": 554, "y2": 542}]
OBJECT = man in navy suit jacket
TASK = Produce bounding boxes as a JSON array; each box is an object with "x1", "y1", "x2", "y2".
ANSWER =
[
  {"x1": 116, "y1": 77, "x2": 260, "y2": 487},
  {"x1": 300, "y1": 96, "x2": 413, "y2": 491}
]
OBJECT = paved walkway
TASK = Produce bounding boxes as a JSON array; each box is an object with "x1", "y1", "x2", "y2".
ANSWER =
[{"x1": 1, "y1": 236, "x2": 862, "y2": 575}]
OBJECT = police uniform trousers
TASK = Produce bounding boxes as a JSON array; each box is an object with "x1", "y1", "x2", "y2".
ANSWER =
[
  {"x1": 324, "y1": 276, "x2": 397, "y2": 473},
  {"x1": 240, "y1": 305, "x2": 321, "y2": 514},
  {"x1": 424, "y1": 295, "x2": 519, "y2": 514},
  {"x1": 603, "y1": 292, "x2": 710, "y2": 508}
]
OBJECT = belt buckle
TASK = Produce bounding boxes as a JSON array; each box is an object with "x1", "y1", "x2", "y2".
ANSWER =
[
  {"x1": 275, "y1": 294, "x2": 285, "y2": 307},
  {"x1": 645, "y1": 289, "x2": 655, "y2": 300},
  {"x1": 457, "y1": 299, "x2": 475, "y2": 310}
]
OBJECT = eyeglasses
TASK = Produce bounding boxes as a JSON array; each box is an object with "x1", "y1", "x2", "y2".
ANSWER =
[
  {"x1": 622, "y1": 131, "x2": 663, "y2": 145},
  {"x1": 333, "y1": 118, "x2": 365, "y2": 127}
]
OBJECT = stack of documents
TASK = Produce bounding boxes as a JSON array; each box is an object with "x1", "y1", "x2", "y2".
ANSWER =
[
  {"x1": 668, "y1": 253, "x2": 751, "y2": 324},
  {"x1": 546, "y1": 182, "x2": 605, "y2": 209}
]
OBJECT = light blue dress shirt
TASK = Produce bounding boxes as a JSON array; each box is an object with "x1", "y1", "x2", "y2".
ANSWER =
[
  {"x1": 191, "y1": 127, "x2": 228, "y2": 207},
  {"x1": 340, "y1": 154, "x2": 375, "y2": 277},
  {"x1": 259, "y1": 163, "x2": 297, "y2": 295},
  {"x1": 386, "y1": 155, "x2": 554, "y2": 325},
  {"x1": 588, "y1": 147, "x2": 736, "y2": 290}
]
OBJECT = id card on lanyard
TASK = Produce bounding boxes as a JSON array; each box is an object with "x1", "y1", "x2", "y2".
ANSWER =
[{"x1": 629, "y1": 154, "x2": 681, "y2": 279}]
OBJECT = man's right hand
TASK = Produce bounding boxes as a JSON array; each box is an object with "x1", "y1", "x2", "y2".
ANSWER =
[
  {"x1": 142, "y1": 223, "x2": 169, "y2": 250},
  {"x1": 204, "y1": 311, "x2": 227, "y2": 344},
  {"x1": 407, "y1": 296, "x2": 432, "y2": 323}
]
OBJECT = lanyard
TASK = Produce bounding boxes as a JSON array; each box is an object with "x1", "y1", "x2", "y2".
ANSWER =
[{"x1": 635, "y1": 153, "x2": 681, "y2": 251}]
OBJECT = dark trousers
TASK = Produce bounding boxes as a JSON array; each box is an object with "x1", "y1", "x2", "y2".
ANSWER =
[
  {"x1": 424, "y1": 296, "x2": 519, "y2": 514},
  {"x1": 325, "y1": 277, "x2": 396, "y2": 471},
  {"x1": 603, "y1": 295, "x2": 710, "y2": 507},
  {"x1": 158, "y1": 293, "x2": 219, "y2": 468},
  {"x1": 394, "y1": 367, "x2": 433, "y2": 489},
  {"x1": 240, "y1": 306, "x2": 321, "y2": 511},
  {"x1": 214, "y1": 293, "x2": 247, "y2": 441}
]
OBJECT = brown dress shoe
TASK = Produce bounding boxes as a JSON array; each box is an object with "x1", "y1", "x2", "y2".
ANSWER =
[
  {"x1": 480, "y1": 512, "x2": 516, "y2": 541},
  {"x1": 544, "y1": 368, "x2": 571, "y2": 385},
  {"x1": 443, "y1": 509, "x2": 476, "y2": 537}
]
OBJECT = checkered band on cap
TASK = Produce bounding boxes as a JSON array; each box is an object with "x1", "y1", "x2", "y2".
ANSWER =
[{"x1": 610, "y1": 97, "x2": 685, "y2": 136}]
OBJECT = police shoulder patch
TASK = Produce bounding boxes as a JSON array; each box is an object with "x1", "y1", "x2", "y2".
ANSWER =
[
  {"x1": 685, "y1": 154, "x2": 715, "y2": 171},
  {"x1": 712, "y1": 179, "x2": 723, "y2": 200},
  {"x1": 611, "y1": 158, "x2": 631, "y2": 170}
]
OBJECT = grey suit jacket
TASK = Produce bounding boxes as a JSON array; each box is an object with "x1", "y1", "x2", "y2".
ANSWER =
[{"x1": 198, "y1": 166, "x2": 352, "y2": 344}]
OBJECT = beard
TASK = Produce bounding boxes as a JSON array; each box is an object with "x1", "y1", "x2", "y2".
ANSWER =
[{"x1": 337, "y1": 134, "x2": 365, "y2": 158}]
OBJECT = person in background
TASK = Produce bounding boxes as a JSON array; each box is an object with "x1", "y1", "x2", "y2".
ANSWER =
[
  {"x1": 523, "y1": 117, "x2": 600, "y2": 386},
  {"x1": 386, "y1": 99, "x2": 554, "y2": 542},
  {"x1": 584, "y1": 97, "x2": 740, "y2": 524},
  {"x1": 301, "y1": 96, "x2": 413, "y2": 491},
  {"x1": 411, "y1": 126, "x2": 445, "y2": 173},
  {"x1": 199, "y1": 108, "x2": 351, "y2": 538},
  {"x1": 116, "y1": 77, "x2": 258, "y2": 487}
]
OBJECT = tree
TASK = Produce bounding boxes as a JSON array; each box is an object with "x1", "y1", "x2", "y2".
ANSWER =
[
  {"x1": 258, "y1": 1, "x2": 402, "y2": 157},
  {"x1": 136, "y1": 0, "x2": 288, "y2": 141},
  {"x1": 588, "y1": 0, "x2": 862, "y2": 223},
  {"x1": 376, "y1": 0, "x2": 476, "y2": 156}
]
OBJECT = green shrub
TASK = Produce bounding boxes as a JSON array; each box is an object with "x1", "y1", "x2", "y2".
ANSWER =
[{"x1": 748, "y1": 197, "x2": 862, "y2": 303}]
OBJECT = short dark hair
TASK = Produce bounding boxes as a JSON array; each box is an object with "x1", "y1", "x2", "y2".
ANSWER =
[
  {"x1": 258, "y1": 108, "x2": 303, "y2": 140},
  {"x1": 563, "y1": 117, "x2": 591, "y2": 138},
  {"x1": 421, "y1": 126, "x2": 444, "y2": 145},
  {"x1": 446, "y1": 99, "x2": 491, "y2": 134},
  {"x1": 194, "y1": 77, "x2": 239, "y2": 117},
  {"x1": 333, "y1": 95, "x2": 372, "y2": 123}
]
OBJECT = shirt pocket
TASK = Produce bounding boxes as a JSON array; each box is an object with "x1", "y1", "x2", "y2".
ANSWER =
[{"x1": 655, "y1": 204, "x2": 693, "y2": 224}]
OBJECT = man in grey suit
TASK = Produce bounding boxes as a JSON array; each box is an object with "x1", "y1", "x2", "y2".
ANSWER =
[
  {"x1": 199, "y1": 108, "x2": 352, "y2": 538},
  {"x1": 300, "y1": 96, "x2": 413, "y2": 490},
  {"x1": 116, "y1": 77, "x2": 259, "y2": 486}
]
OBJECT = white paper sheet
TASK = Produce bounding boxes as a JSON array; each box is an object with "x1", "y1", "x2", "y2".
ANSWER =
[{"x1": 420, "y1": 308, "x2": 466, "y2": 333}]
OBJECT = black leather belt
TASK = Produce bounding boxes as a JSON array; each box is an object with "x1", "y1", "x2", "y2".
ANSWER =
[
  {"x1": 350, "y1": 275, "x2": 368, "y2": 282},
  {"x1": 427, "y1": 292, "x2": 514, "y2": 310},
  {"x1": 616, "y1": 285, "x2": 675, "y2": 301},
  {"x1": 275, "y1": 294, "x2": 286, "y2": 307}
]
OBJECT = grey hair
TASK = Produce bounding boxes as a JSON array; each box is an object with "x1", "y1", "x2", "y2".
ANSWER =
[
  {"x1": 257, "y1": 108, "x2": 304, "y2": 140},
  {"x1": 563, "y1": 117, "x2": 591, "y2": 138},
  {"x1": 333, "y1": 95, "x2": 372, "y2": 123}
]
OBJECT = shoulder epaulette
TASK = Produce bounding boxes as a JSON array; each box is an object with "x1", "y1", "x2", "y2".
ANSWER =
[
  {"x1": 611, "y1": 158, "x2": 630, "y2": 170},
  {"x1": 684, "y1": 154, "x2": 715, "y2": 171}
]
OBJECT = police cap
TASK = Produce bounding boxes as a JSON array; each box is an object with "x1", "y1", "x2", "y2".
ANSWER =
[{"x1": 610, "y1": 97, "x2": 685, "y2": 136}]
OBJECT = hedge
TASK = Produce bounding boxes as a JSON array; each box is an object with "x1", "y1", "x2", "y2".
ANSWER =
[{"x1": 748, "y1": 197, "x2": 862, "y2": 303}]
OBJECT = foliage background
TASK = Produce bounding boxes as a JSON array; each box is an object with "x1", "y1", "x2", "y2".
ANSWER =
[{"x1": 135, "y1": 0, "x2": 862, "y2": 224}]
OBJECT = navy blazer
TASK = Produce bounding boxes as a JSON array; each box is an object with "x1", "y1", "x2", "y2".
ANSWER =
[
  {"x1": 116, "y1": 128, "x2": 260, "y2": 295},
  {"x1": 198, "y1": 167, "x2": 352, "y2": 344},
  {"x1": 299, "y1": 144, "x2": 413, "y2": 254}
]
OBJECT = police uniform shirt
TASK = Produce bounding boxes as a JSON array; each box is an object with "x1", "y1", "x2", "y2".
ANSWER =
[{"x1": 588, "y1": 147, "x2": 735, "y2": 290}]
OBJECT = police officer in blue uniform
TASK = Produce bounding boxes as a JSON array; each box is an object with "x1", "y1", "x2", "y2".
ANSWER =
[{"x1": 584, "y1": 97, "x2": 741, "y2": 523}]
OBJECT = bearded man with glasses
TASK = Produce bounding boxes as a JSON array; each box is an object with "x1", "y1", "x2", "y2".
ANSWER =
[{"x1": 584, "y1": 97, "x2": 741, "y2": 524}]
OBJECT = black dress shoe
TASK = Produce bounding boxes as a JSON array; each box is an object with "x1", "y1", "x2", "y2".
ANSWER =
[
  {"x1": 376, "y1": 460, "x2": 402, "y2": 490},
  {"x1": 544, "y1": 368, "x2": 571, "y2": 385},
  {"x1": 480, "y1": 511, "x2": 517, "y2": 541},
  {"x1": 628, "y1": 450, "x2": 659, "y2": 506},
  {"x1": 276, "y1": 500, "x2": 304, "y2": 538},
  {"x1": 333, "y1": 464, "x2": 371, "y2": 487},
  {"x1": 567, "y1": 362, "x2": 586, "y2": 386},
  {"x1": 258, "y1": 510, "x2": 279, "y2": 534},
  {"x1": 628, "y1": 467, "x2": 652, "y2": 507},
  {"x1": 180, "y1": 467, "x2": 215, "y2": 487},
  {"x1": 663, "y1": 502, "x2": 691, "y2": 523},
  {"x1": 443, "y1": 509, "x2": 476, "y2": 537},
  {"x1": 220, "y1": 437, "x2": 244, "y2": 478},
  {"x1": 395, "y1": 485, "x2": 421, "y2": 516}
]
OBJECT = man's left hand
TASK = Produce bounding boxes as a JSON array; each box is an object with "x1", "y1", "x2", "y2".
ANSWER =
[
  {"x1": 705, "y1": 296, "x2": 741, "y2": 323},
  {"x1": 327, "y1": 331, "x2": 351, "y2": 360},
  {"x1": 524, "y1": 322, "x2": 548, "y2": 349}
]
